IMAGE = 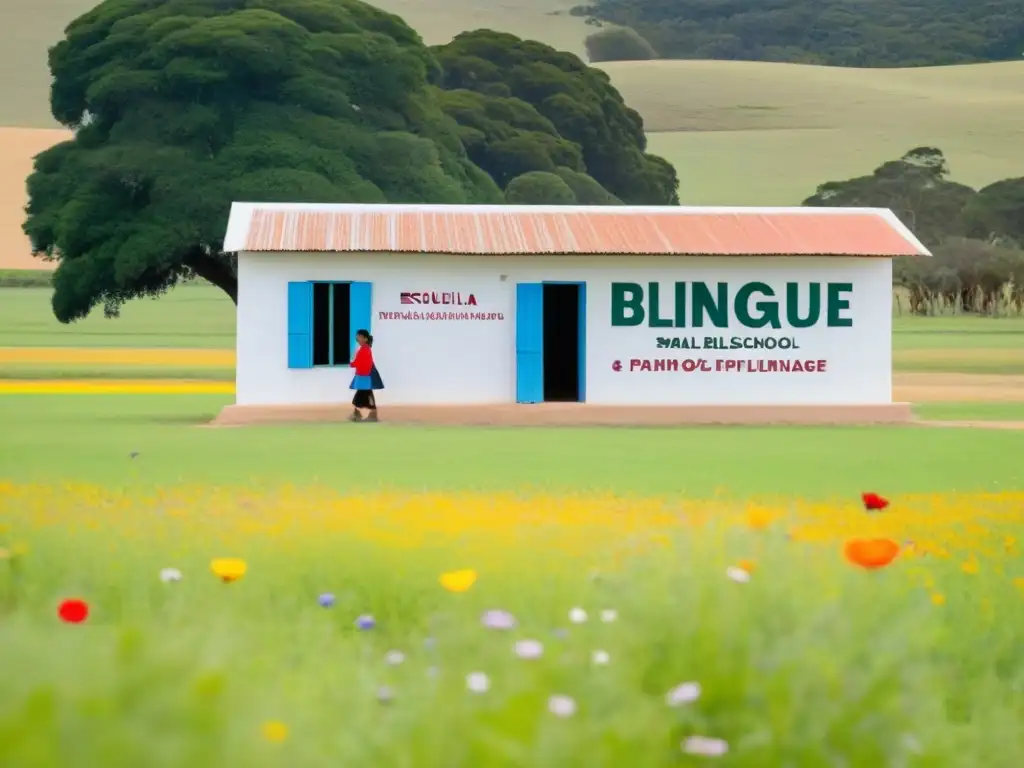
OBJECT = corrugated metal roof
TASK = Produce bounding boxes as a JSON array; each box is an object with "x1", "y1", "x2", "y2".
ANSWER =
[{"x1": 223, "y1": 203, "x2": 931, "y2": 257}]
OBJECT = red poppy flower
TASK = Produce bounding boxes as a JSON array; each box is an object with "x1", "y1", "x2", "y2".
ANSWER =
[
  {"x1": 844, "y1": 538, "x2": 900, "y2": 569},
  {"x1": 861, "y1": 492, "x2": 890, "y2": 511},
  {"x1": 58, "y1": 598, "x2": 89, "y2": 623}
]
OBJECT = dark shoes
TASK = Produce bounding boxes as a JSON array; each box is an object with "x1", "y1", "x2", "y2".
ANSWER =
[{"x1": 348, "y1": 410, "x2": 378, "y2": 422}]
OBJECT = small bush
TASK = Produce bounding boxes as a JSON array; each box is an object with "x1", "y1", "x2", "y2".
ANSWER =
[
  {"x1": 505, "y1": 172, "x2": 578, "y2": 205},
  {"x1": 894, "y1": 238, "x2": 1024, "y2": 316},
  {"x1": 554, "y1": 167, "x2": 621, "y2": 205},
  {"x1": 585, "y1": 27, "x2": 657, "y2": 63}
]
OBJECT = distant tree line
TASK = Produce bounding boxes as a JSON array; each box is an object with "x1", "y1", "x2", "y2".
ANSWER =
[
  {"x1": 572, "y1": 0, "x2": 1024, "y2": 67},
  {"x1": 803, "y1": 148, "x2": 1024, "y2": 316}
]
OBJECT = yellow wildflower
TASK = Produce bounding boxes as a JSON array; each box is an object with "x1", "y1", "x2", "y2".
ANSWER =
[
  {"x1": 960, "y1": 559, "x2": 980, "y2": 575},
  {"x1": 745, "y1": 506, "x2": 776, "y2": 530},
  {"x1": 261, "y1": 720, "x2": 288, "y2": 743},
  {"x1": 439, "y1": 568, "x2": 478, "y2": 593},
  {"x1": 210, "y1": 558, "x2": 247, "y2": 583}
]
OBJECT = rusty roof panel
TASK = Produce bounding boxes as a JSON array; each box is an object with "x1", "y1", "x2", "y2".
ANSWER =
[{"x1": 233, "y1": 205, "x2": 929, "y2": 257}]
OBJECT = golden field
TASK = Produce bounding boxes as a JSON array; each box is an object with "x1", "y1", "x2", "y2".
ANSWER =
[{"x1": 2, "y1": 485, "x2": 1024, "y2": 765}]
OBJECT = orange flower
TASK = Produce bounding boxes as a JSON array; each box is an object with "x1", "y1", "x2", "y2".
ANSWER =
[
  {"x1": 843, "y1": 538, "x2": 900, "y2": 569},
  {"x1": 737, "y1": 559, "x2": 757, "y2": 573},
  {"x1": 744, "y1": 506, "x2": 776, "y2": 530}
]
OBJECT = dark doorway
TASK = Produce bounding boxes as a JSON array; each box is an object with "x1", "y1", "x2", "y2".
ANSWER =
[
  {"x1": 312, "y1": 282, "x2": 351, "y2": 366},
  {"x1": 542, "y1": 283, "x2": 581, "y2": 402},
  {"x1": 331, "y1": 282, "x2": 351, "y2": 365}
]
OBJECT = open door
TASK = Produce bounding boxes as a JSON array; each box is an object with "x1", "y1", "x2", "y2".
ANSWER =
[
  {"x1": 542, "y1": 282, "x2": 585, "y2": 402},
  {"x1": 515, "y1": 282, "x2": 544, "y2": 403},
  {"x1": 516, "y1": 282, "x2": 587, "y2": 403}
]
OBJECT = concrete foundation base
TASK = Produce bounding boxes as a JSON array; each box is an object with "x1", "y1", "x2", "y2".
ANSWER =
[{"x1": 211, "y1": 402, "x2": 915, "y2": 427}]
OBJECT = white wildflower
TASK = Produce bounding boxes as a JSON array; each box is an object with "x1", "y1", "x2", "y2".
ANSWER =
[
  {"x1": 466, "y1": 672, "x2": 490, "y2": 693},
  {"x1": 384, "y1": 650, "x2": 405, "y2": 666},
  {"x1": 600, "y1": 608, "x2": 618, "y2": 623},
  {"x1": 514, "y1": 639, "x2": 544, "y2": 659},
  {"x1": 666, "y1": 681, "x2": 701, "y2": 706},
  {"x1": 548, "y1": 694, "x2": 577, "y2": 717},
  {"x1": 159, "y1": 567, "x2": 182, "y2": 583},
  {"x1": 481, "y1": 609, "x2": 516, "y2": 630},
  {"x1": 682, "y1": 736, "x2": 728, "y2": 756},
  {"x1": 726, "y1": 566, "x2": 751, "y2": 583},
  {"x1": 568, "y1": 607, "x2": 588, "y2": 624},
  {"x1": 592, "y1": 649, "x2": 610, "y2": 665}
]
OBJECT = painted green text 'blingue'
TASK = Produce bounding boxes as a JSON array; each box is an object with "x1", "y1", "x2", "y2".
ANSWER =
[{"x1": 610, "y1": 281, "x2": 853, "y2": 329}]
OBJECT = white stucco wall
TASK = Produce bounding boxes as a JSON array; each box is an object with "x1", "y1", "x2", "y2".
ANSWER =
[{"x1": 235, "y1": 252, "x2": 892, "y2": 406}]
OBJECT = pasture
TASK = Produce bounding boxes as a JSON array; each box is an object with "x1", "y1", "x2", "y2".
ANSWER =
[
  {"x1": 617, "y1": 60, "x2": 1024, "y2": 205},
  {"x1": 2, "y1": 285, "x2": 1024, "y2": 765},
  {"x1": 3, "y1": 284, "x2": 1024, "y2": 419}
]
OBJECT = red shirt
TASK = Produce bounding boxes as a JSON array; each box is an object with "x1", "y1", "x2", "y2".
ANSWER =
[{"x1": 351, "y1": 345, "x2": 373, "y2": 376}]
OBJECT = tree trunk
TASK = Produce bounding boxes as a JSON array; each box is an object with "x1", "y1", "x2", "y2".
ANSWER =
[{"x1": 183, "y1": 248, "x2": 238, "y2": 304}]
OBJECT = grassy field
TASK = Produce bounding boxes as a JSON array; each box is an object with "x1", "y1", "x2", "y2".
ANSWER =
[
  {"x1": 2, "y1": 394, "x2": 1024, "y2": 765},
  {"x1": 2, "y1": 290, "x2": 1024, "y2": 767},
  {"x1": 3, "y1": 394, "x2": 1024, "y2": 492},
  {"x1": 3, "y1": 285, "x2": 1024, "y2": 386}
]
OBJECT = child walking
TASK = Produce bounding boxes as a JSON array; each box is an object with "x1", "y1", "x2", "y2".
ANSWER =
[{"x1": 349, "y1": 329, "x2": 384, "y2": 422}]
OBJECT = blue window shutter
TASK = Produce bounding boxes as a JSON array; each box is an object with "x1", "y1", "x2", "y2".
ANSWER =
[
  {"x1": 349, "y1": 281, "x2": 373, "y2": 353},
  {"x1": 287, "y1": 281, "x2": 313, "y2": 369},
  {"x1": 515, "y1": 283, "x2": 544, "y2": 403}
]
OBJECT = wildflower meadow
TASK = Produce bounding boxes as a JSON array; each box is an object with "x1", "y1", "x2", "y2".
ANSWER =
[{"x1": 2, "y1": 395, "x2": 1024, "y2": 767}]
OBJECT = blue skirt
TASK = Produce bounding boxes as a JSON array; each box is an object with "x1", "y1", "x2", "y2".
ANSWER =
[{"x1": 350, "y1": 366, "x2": 385, "y2": 390}]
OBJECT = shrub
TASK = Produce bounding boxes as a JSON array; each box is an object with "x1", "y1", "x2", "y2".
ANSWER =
[
  {"x1": 0, "y1": 269, "x2": 54, "y2": 288},
  {"x1": 584, "y1": 27, "x2": 657, "y2": 63},
  {"x1": 505, "y1": 172, "x2": 578, "y2": 204}
]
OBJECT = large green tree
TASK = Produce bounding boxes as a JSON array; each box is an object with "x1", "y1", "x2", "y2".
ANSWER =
[
  {"x1": 965, "y1": 178, "x2": 1024, "y2": 246},
  {"x1": 801, "y1": 148, "x2": 977, "y2": 246},
  {"x1": 803, "y1": 148, "x2": 1024, "y2": 316},
  {"x1": 433, "y1": 30, "x2": 678, "y2": 205},
  {"x1": 25, "y1": 0, "x2": 501, "y2": 321}
]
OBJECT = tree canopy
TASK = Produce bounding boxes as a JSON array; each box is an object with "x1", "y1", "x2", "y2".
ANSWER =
[
  {"x1": 801, "y1": 148, "x2": 978, "y2": 246},
  {"x1": 966, "y1": 179, "x2": 1024, "y2": 245},
  {"x1": 25, "y1": 0, "x2": 502, "y2": 322},
  {"x1": 432, "y1": 30, "x2": 678, "y2": 205},
  {"x1": 573, "y1": 0, "x2": 1024, "y2": 67},
  {"x1": 803, "y1": 148, "x2": 1024, "y2": 316},
  {"x1": 26, "y1": 6, "x2": 678, "y2": 321}
]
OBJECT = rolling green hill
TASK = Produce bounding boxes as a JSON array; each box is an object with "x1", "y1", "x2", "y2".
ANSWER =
[{"x1": 601, "y1": 59, "x2": 1024, "y2": 205}]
